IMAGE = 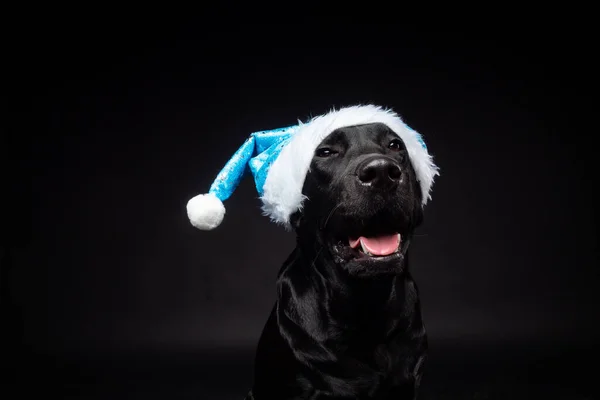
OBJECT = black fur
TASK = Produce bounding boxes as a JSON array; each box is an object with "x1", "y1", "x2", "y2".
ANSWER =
[{"x1": 246, "y1": 123, "x2": 428, "y2": 399}]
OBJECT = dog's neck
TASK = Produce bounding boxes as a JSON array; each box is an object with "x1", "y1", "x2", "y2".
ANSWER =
[{"x1": 278, "y1": 238, "x2": 416, "y2": 344}]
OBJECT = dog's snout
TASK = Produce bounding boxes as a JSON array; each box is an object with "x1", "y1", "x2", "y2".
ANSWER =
[{"x1": 357, "y1": 156, "x2": 402, "y2": 189}]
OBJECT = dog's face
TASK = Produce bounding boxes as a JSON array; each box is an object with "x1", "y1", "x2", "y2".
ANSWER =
[{"x1": 293, "y1": 123, "x2": 424, "y2": 277}]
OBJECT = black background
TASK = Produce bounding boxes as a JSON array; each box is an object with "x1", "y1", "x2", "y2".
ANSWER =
[{"x1": 3, "y1": 19, "x2": 598, "y2": 399}]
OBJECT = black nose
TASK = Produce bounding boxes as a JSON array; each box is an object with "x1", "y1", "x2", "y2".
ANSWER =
[{"x1": 357, "y1": 156, "x2": 402, "y2": 189}]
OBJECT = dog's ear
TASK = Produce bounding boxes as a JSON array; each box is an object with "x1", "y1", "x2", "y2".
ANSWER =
[
  {"x1": 412, "y1": 183, "x2": 425, "y2": 229},
  {"x1": 289, "y1": 211, "x2": 303, "y2": 230},
  {"x1": 413, "y1": 206, "x2": 424, "y2": 229}
]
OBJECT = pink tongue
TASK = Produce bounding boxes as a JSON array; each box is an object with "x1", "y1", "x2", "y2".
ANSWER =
[{"x1": 349, "y1": 234, "x2": 400, "y2": 256}]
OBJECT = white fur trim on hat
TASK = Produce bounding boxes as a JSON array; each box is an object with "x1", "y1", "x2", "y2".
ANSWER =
[{"x1": 260, "y1": 105, "x2": 439, "y2": 229}]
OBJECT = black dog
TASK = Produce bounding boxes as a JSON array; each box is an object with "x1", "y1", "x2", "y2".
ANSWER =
[{"x1": 245, "y1": 122, "x2": 428, "y2": 399}]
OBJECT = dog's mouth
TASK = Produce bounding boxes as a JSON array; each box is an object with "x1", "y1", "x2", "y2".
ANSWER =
[
  {"x1": 330, "y1": 231, "x2": 408, "y2": 264},
  {"x1": 348, "y1": 233, "x2": 401, "y2": 257},
  {"x1": 317, "y1": 200, "x2": 417, "y2": 271}
]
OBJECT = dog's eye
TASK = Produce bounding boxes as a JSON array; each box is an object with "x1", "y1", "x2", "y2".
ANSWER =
[
  {"x1": 315, "y1": 148, "x2": 337, "y2": 158},
  {"x1": 388, "y1": 139, "x2": 403, "y2": 151}
]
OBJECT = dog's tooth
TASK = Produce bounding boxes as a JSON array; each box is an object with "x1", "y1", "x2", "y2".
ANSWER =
[{"x1": 359, "y1": 240, "x2": 372, "y2": 256}]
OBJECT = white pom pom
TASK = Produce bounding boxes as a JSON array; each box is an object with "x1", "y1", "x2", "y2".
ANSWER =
[{"x1": 186, "y1": 193, "x2": 225, "y2": 230}]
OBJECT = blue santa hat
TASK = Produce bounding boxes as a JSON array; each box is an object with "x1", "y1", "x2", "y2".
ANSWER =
[{"x1": 186, "y1": 104, "x2": 439, "y2": 231}]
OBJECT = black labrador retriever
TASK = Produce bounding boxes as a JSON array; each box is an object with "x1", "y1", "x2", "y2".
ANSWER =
[{"x1": 245, "y1": 122, "x2": 428, "y2": 399}]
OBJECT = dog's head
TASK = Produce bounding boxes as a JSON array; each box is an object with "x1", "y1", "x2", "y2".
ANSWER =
[{"x1": 291, "y1": 123, "x2": 424, "y2": 277}]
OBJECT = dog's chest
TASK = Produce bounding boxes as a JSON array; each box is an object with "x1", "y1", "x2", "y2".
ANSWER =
[{"x1": 327, "y1": 295, "x2": 418, "y2": 380}]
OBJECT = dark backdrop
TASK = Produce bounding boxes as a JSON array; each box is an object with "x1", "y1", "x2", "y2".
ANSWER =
[{"x1": 3, "y1": 21, "x2": 598, "y2": 399}]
